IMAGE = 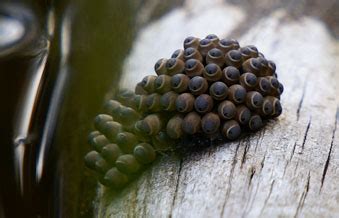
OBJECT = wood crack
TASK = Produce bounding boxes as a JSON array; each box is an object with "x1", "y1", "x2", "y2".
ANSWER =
[
  {"x1": 248, "y1": 167, "x2": 256, "y2": 189},
  {"x1": 299, "y1": 118, "x2": 311, "y2": 154},
  {"x1": 320, "y1": 107, "x2": 338, "y2": 190},
  {"x1": 293, "y1": 171, "x2": 311, "y2": 218},
  {"x1": 169, "y1": 157, "x2": 183, "y2": 217},
  {"x1": 259, "y1": 179, "x2": 275, "y2": 216},
  {"x1": 296, "y1": 79, "x2": 308, "y2": 121},
  {"x1": 241, "y1": 139, "x2": 251, "y2": 168},
  {"x1": 289, "y1": 142, "x2": 297, "y2": 161},
  {"x1": 220, "y1": 142, "x2": 240, "y2": 217}
]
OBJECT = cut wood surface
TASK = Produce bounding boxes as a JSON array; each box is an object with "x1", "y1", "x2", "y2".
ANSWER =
[{"x1": 98, "y1": 1, "x2": 339, "y2": 217}]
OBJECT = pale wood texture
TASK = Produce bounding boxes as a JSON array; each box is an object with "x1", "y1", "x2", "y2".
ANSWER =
[{"x1": 97, "y1": 1, "x2": 339, "y2": 217}]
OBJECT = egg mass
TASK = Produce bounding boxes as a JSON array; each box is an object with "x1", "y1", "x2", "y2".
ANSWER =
[{"x1": 84, "y1": 34, "x2": 284, "y2": 189}]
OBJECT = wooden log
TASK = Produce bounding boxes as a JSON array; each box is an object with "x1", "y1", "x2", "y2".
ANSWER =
[{"x1": 97, "y1": 2, "x2": 339, "y2": 217}]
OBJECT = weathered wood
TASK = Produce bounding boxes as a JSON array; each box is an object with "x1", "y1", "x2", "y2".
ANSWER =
[{"x1": 97, "y1": 1, "x2": 339, "y2": 217}]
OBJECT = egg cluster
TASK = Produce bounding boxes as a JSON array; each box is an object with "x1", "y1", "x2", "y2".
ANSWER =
[{"x1": 84, "y1": 34, "x2": 283, "y2": 188}]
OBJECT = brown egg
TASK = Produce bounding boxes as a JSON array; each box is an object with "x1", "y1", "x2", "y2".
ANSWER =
[
  {"x1": 201, "y1": 113, "x2": 220, "y2": 135},
  {"x1": 218, "y1": 100, "x2": 236, "y2": 120},
  {"x1": 248, "y1": 114, "x2": 263, "y2": 131},
  {"x1": 257, "y1": 97, "x2": 273, "y2": 116},
  {"x1": 257, "y1": 57, "x2": 269, "y2": 76},
  {"x1": 256, "y1": 77, "x2": 271, "y2": 96},
  {"x1": 134, "y1": 143, "x2": 156, "y2": 164},
  {"x1": 205, "y1": 34, "x2": 220, "y2": 45},
  {"x1": 84, "y1": 150, "x2": 102, "y2": 170},
  {"x1": 154, "y1": 75, "x2": 172, "y2": 94},
  {"x1": 221, "y1": 120, "x2": 241, "y2": 140},
  {"x1": 118, "y1": 106, "x2": 141, "y2": 127},
  {"x1": 265, "y1": 96, "x2": 282, "y2": 117},
  {"x1": 247, "y1": 45, "x2": 259, "y2": 58},
  {"x1": 245, "y1": 91, "x2": 264, "y2": 110},
  {"x1": 141, "y1": 75, "x2": 157, "y2": 93},
  {"x1": 182, "y1": 112, "x2": 201, "y2": 135},
  {"x1": 103, "y1": 167, "x2": 129, "y2": 188},
  {"x1": 209, "y1": 81, "x2": 228, "y2": 100},
  {"x1": 242, "y1": 58, "x2": 261, "y2": 76},
  {"x1": 94, "y1": 114, "x2": 113, "y2": 132},
  {"x1": 266, "y1": 60, "x2": 276, "y2": 76},
  {"x1": 171, "y1": 73, "x2": 190, "y2": 93},
  {"x1": 146, "y1": 93, "x2": 162, "y2": 112},
  {"x1": 206, "y1": 48, "x2": 225, "y2": 67},
  {"x1": 160, "y1": 91, "x2": 178, "y2": 111},
  {"x1": 194, "y1": 94, "x2": 214, "y2": 114},
  {"x1": 89, "y1": 134, "x2": 110, "y2": 152},
  {"x1": 134, "y1": 95, "x2": 148, "y2": 112},
  {"x1": 266, "y1": 76, "x2": 280, "y2": 91},
  {"x1": 116, "y1": 89, "x2": 137, "y2": 108},
  {"x1": 203, "y1": 63, "x2": 222, "y2": 82},
  {"x1": 135, "y1": 114, "x2": 164, "y2": 136},
  {"x1": 116, "y1": 154, "x2": 141, "y2": 174},
  {"x1": 198, "y1": 38, "x2": 215, "y2": 57},
  {"x1": 183, "y1": 36, "x2": 200, "y2": 49},
  {"x1": 171, "y1": 49, "x2": 185, "y2": 61},
  {"x1": 240, "y1": 46, "x2": 252, "y2": 61},
  {"x1": 154, "y1": 58, "x2": 168, "y2": 75},
  {"x1": 185, "y1": 58, "x2": 205, "y2": 77},
  {"x1": 176, "y1": 93, "x2": 195, "y2": 113},
  {"x1": 166, "y1": 58, "x2": 185, "y2": 76},
  {"x1": 100, "y1": 121, "x2": 123, "y2": 142},
  {"x1": 135, "y1": 82, "x2": 148, "y2": 95},
  {"x1": 217, "y1": 38, "x2": 238, "y2": 54},
  {"x1": 188, "y1": 76, "x2": 209, "y2": 95},
  {"x1": 116, "y1": 131, "x2": 138, "y2": 153},
  {"x1": 239, "y1": 72, "x2": 258, "y2": 90},
  {"x1": 166, "y1": 115, "x2": 184, "y2": 139},
  {"x1": 235, "y1": 105, "x2": 251, "y2": 125},
  {"x1": 94, "y1": 157, "x2": 110, "y2": 174},
  {"x1": 184, "y1": 47, "x2": 203, "y2": 62},
  {"x1": 104, "y1": 100, "x2": 122, "y2": 116},
  {"x1": 225, "y1": 50, "x2": 243, "y2": 68},
  {"x1": 228, "y1": 84, "x2": 247, "y2": 104},
  {"x1": 101, "y1": 143, "x2": 122, "y2": 163},
  {"x1": 222, "y1": 66, "x2": 240, "y2": 86}
]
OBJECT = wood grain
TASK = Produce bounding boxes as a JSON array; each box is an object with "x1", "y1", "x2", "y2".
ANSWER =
[{"x1": 97, "y1": 2, "x2": 339, "y2": 217}]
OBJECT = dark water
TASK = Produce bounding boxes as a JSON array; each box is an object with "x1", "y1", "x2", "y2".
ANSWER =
[{"x1": 0, "y1": 1, "x2": 137, "y2": 217}]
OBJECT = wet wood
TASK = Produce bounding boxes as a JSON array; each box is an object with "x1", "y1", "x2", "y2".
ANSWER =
[{"x1": 97, "y1": 1, "x2": 339, "y2": 217}]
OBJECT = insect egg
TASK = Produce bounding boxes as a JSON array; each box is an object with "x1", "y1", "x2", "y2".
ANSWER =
[
  {"x1": 154, "y1": 58, "x2": 168, "y2": 75},
  {"x1": 194, "y1": 94, "x2": 214, "y2": 114},
  {"x1": 206, "y1": 48, "x2": 225, "y2": 67},
  {"x1": 222, "y1": 120, "x2": 241, "y2": 140},
  {"x1": 171, "y1": 73, "x2": 190, "y2": 93},
  {"x1": 188, "y1": 76, "x2": 208, "y2": 95},
  {"x1": 182, "y1": 112, "x2": 201, "y2": 135},
  {"x1": 222, "y1": 66, "x2": 240, "y2": 86},
  {"x1": 203, "y1": 63, "x2": 222, "y2": 82},
  {"x1": 209, "y1": 81, "x2": 228, "y2": 100},
  {"x1": 184, "y1": 47, "x2": 203, "y2": 62},
  {"x1": 176, "y1": 93, "x2": 195, "y2": 113},
  {"x1": 183, "y1": 36, "x2": 200, "y2": 49},
  {"x1": 228, "y1": 84, "x2": 247, "y2": 104},
  {"x1": 171, "y1": 49, "x2": 185, "y2": 61},
  {"x1": 133, "y1": 143, "x2": 156, "y2": 164},
  {"x1": 201, "y1": 113, "x2": 221, "y2": 135},
  {"x1": 115, "y1": 154, "x2": 141, "y2": 174},
  {"x1": 185, "y1": 58, "x2": 205, "y2": 77},
  {"x1": 103, "y1": 167, "x2": 129, "y2": 188},
  {"x1": 218, "y1": 100, "x2": 236, "y2": 120},
  {"x1": 225, "y1": 50, "x2": 242, "y2": 68}
]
